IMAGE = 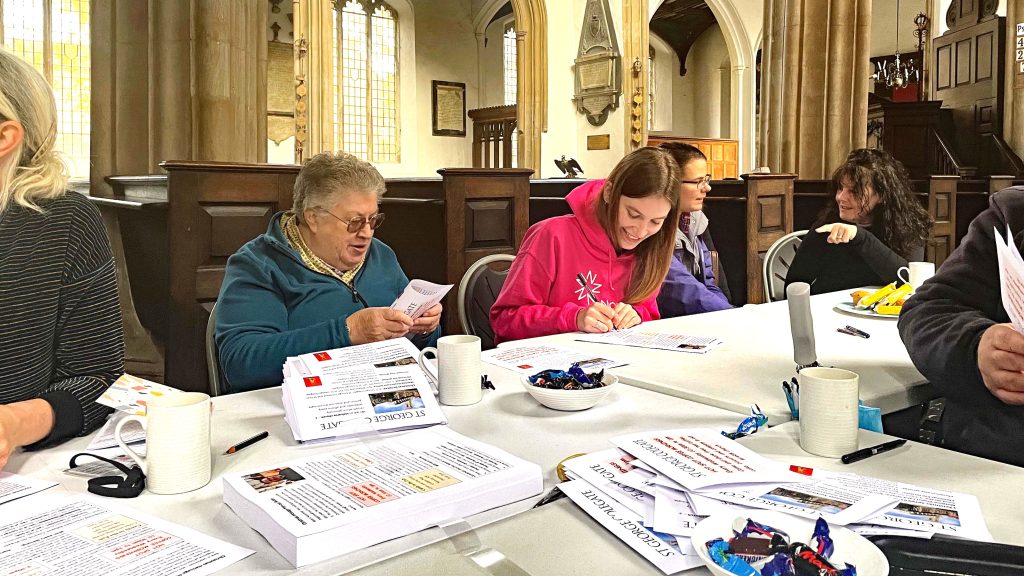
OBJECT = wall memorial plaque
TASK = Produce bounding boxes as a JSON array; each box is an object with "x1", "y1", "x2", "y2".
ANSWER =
[
  {"x1": 433, "y1": 80, "x2": 467, "y2": 136},
  {"x1": 573, "y1": 0, "x2": 621, "y2": 126}
]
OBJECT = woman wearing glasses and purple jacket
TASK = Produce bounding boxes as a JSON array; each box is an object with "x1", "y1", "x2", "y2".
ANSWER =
[
  {"x1": 655, "y1": 143, "x2": 732, "y2": 317},
  {"x1": 215, "y1": 151, "x2": 440, "y2": 392}
]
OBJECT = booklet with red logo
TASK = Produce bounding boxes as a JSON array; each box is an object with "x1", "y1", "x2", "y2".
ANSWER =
[{"x1": 280, "y1": 338, "x2": 447, "y2": 443}]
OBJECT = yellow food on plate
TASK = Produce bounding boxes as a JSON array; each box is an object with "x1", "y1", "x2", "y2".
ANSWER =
[
  {"x1": 883, "y1": 283, "x2": 913, "y2": 306},
  {"x1": 875, "y1": 304, "x2": 902, "y2": 315},
  {"x1": 850, "y1": 290, "x2": 870, "y2": 306},
  {"x1": 857, "y1": 283, "x2": 897, "y2": 309}
]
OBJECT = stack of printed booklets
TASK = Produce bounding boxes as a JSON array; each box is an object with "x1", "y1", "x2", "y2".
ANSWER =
[
  {"x1": 224, "y1": 337, "x2": 543, "y2": 567},
  {"x1": 560, "y1": 429, "x2": 994, "y2": 574},
  {"x1": 279, "y1": 338, "x2": 448, "y2": 443}
]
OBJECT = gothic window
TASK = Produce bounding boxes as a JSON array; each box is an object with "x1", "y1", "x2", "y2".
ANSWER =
[
  {"x1": 1, "y1": 0, "x2": 91, "y2": 179},
  {"x1": 332, "y1": 0, "x2": 399, "y2": 162},
  {"x1": 503, "y1": 22, "x2": 517, "y2": 166},
  {"x1": 502, "y1": 23, "x2": 516, "y2": 106}
]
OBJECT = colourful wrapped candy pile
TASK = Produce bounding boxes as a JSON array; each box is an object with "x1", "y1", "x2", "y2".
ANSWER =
[
  {"x1": 706, "y1": 517, "x2": 857, "y2": 576},
  {"x1": 527, "y1": 362, "x2": 607, "y2": 390}
]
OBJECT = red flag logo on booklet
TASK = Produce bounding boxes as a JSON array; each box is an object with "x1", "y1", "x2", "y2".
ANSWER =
[
  {"x1": 789, "y1": 465, "x2": 814, "y2": 476},
  {"x1": 303, "y1": 376, "x2": 323, "y2": 387},
  {"x1": 313, "y1": 352, "x2": 332, "y2": 361}
]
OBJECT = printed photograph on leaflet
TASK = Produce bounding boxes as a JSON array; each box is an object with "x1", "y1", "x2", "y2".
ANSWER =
[
  {"x1": 243, "y1": 468, "x2": 306, "y2": 494},
  {"x1": 283, "y1": 339, "x2": 446, "y2": 441}
]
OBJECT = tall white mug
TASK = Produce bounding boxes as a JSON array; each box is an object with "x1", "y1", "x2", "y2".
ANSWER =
[
  {"x1": 115, "y1": 392, "x2": 212, "y2": 495},
  {"x1": 798, "y1": 367, "x2": 859, "y2": 458},
  {"x1": 417, "y1": 335, "x2": 482, "y2": 406},
  {"x1": 898, "y1": 261, "x2": 936, "y2": 290}
]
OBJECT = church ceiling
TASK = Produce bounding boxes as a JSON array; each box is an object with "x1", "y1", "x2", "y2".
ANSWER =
[{"x1": 650, "y1": 0, "x2": 716, "y2": 76}]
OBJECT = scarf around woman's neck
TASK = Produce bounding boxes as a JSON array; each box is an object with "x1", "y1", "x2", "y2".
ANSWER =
[{"x1": 280, "y1": 211, "x2": 364, "y2": 286}]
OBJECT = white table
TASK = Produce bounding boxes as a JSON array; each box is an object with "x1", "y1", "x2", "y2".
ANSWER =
[
  {"x1": 503, "y1": 291, "x2": 930, "y2": 424},
  {"x1": 350, "y1": 423, "x2": 1024, "y2": 575},
  {"x1": 6, "y1": 362, "x2": 747, "y2": 575}
]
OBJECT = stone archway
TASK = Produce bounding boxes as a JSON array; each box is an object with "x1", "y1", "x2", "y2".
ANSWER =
[
  {"x1": 646, "y1": 0, "x2": 757, "y2": 171},
  {"x1": 473, "y1": 0, "x2": 547, "y2": 172}
]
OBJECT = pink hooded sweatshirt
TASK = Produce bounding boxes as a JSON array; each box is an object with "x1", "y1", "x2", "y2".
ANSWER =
[{"x1": 490, "y1": 179, "x2": 661, "y2": 344}]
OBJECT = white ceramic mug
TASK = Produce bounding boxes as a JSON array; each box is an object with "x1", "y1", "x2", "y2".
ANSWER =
[
  {"x1": 417, "y1": 335, "x2": 482, "y2": 406},
  {"x1": 798, "y1": 367, "x2": 859, "y2": 458},
  {"x1": 898, "y1": 261, "x2": 936, "y2": 290},
  {"x1": 115, "y1": 392, "x2": 212, "y2": 494}
]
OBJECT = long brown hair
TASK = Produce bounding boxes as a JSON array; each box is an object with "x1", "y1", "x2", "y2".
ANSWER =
[
  {"x1": 596, "y1": 147, "x2": 682, "y2": 303},
  {"x1": 817, "y1": 148, "x2": 931, "y2": 258}
]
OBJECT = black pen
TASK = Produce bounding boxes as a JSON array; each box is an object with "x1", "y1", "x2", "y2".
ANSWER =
[
  {"x1": 576, "y1": 273, "x2": 600, "y2": 304},
  {"x1": 845, "y1": 325, "x2": 871, "y2": 339},
  {"x1": 841, "y1": 439, "x2": 907, "y2": 464},
  {"x1": 225, "y1": 431, "x2": 270, "y2": 455},
  {"x1": 533, "y1": 485, "x2": 567, "y2": 508}
]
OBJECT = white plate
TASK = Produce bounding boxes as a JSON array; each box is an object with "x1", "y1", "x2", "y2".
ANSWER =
[
  {"x1": 692, "y1": 511, "x2": 889, "y2": 576},
  {"x1": 834, "y1": 301, "x2": 899, "y2": 320}
]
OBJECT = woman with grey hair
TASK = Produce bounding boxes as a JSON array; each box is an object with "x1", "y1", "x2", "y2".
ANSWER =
[
  {"x1": 216, "y1": 151, "x2": 441, "y2": 392},
  {"x1": 0, "y1": 48, "x2": 123, "y2": 470}
]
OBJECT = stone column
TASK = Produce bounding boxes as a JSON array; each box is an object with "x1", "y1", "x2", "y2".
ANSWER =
[
  {"x1": 149, "y1": 0, "x2": 194, "y2": 168},
  {"x1": 761, "y1": 0, "x2": 871, "y2": 178},
  {"x1": 194, "y1": 0, "x2": 268, "y2": 162}
]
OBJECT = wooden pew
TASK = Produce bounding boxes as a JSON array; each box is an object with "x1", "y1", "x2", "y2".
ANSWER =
[{"x1": 96, "y1": 163, "x2": 531, "y2": 393}]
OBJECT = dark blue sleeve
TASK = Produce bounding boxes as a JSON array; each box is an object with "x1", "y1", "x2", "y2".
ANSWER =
[{"x1": 657, "y1": 253, "x2": 732, "y2": 318}]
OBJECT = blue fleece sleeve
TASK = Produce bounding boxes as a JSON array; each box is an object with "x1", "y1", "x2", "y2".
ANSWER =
[
  {"x1": 657, "y1": 255, "x2": 732, "y2": 318},
  {"x1": 215, "y1": 251, "x2": 351, "y2": 392}
]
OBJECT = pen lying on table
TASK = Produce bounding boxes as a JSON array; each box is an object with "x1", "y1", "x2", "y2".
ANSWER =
[
  {"x1": 225, "y1": 431, "x2": 270, "y2": 455},
  {"x1": 841, "y1": 438, "x2": 907, "y2": 464}
]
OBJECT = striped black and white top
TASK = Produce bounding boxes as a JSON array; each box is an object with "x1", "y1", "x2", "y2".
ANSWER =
[{"x1": 0, "y1": 191, "x2": 123, "y2": 449}]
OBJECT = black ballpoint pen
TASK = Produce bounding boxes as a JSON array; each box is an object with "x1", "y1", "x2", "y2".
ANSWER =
[
  {"x1": 845, "y1": 325, "x2": 871, "y2": 339},
  {"x1": 841, "y1": 439, "x2": 907, "y2": 464}
]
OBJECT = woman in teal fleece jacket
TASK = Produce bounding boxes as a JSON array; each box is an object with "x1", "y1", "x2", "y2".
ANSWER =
[{"x1": 215, "y1": 152, "x2": 440, "y2": 392}]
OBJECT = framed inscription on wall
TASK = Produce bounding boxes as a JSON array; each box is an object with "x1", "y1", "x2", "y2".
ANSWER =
[{"x1": 432, "y1": 80, "x2": 467, "y2": 136}]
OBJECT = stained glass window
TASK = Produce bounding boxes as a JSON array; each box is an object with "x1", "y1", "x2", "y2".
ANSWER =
[
  {"x1": 2, "y1": 0, "x2": 91, "y2": 179},
  {"x1": 332, "y1": 0, "x2": 398, "y2": 163}
]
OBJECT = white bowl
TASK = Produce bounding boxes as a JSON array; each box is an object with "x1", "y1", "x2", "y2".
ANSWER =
[
  {"x1": 692, "y1": 511, "x2": 889, "y2": 576},
  {"x1": 519, "y1": 373, "x2": 617, "y2": 411}
]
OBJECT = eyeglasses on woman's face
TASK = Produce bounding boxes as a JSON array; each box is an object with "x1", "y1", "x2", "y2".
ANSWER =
[
  {"x1": 318, "y1": 208, "x2": 386, "y2": 233},
  {"x1": 680, "y1": 174, "x2": 712, "y2": 189}
]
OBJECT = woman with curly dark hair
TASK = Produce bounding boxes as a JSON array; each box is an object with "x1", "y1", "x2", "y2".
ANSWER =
[{"x1": 785, "y1": 148, "x2": 932, "y2": 295}]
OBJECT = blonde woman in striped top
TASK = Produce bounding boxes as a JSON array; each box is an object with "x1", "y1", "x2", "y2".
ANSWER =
[{"x1": 0, "y1": 49, "x2": 123, "y2": 469}]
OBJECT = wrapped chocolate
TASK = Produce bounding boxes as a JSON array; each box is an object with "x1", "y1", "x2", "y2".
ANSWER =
[{"x1": 527, "y1": 363, "x2": 607, "y2": 390}]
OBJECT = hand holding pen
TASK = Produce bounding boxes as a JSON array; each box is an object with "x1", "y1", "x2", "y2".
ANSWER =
[
  {"x1": 611, "y1": 302, "x2": 641, "y2": 330},
  {"x1": 576, "y1": 302, "x2": 617, "y2": 333}
]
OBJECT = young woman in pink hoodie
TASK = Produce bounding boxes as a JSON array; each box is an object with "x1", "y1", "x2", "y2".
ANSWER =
[{"x1": 491, "y1": 147, "x2": 682, "y2": 344}]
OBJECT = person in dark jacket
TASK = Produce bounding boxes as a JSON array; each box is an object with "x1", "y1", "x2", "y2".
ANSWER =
[
  {"x1": 656, "y1": 142, "x2": 732, "y2": 317},
  {"x1": 899, "y1": 188, "x2": 1024, "y2": 467},
  {"x1": 786, "y1": 149, "x2": 931, "y2": 295}
]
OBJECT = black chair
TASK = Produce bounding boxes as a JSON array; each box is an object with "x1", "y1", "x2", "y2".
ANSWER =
[
  {"x1": 457, "y1": 254, "x2": 514, "y2": 351},
  {"x1": 205, "y1": 303, "x2": 224, "y2": 396}
]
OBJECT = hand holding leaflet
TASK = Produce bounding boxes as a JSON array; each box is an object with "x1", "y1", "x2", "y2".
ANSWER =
[{"x1": 390, "y1": 279, "x2": 453, "y2": 320}]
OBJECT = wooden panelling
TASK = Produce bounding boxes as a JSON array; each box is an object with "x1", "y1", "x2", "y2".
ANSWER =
[
  {"x1": 646, "y1": 135, "x2": 739, "y2": 179},
  {"x1": 955, "y1": 39, "x2": 973, "y2": 86},
  {"x1": 746, "y1": 175, "x2": 795, "y2": 303},
  {"x1": 937, "y1": 45, "x2": 952, "y2": 89},
  {"x1": 976, "y1": 31, "x2": 994, "y2": 81},
  {"x1": 439, "y1": 168, "x2": 533, "y2": 333},
  {"x1": 927, "y1": 176, "x2": 959, "y2": 266}
]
